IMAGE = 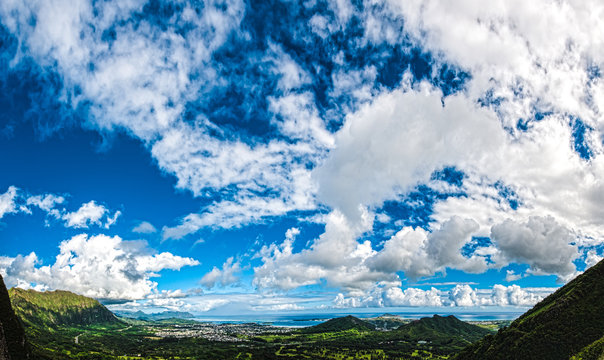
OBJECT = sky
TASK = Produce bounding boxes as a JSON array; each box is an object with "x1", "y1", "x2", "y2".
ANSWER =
[{"x1": 0, "y1": 0, "x2": 603, "y2": 316}]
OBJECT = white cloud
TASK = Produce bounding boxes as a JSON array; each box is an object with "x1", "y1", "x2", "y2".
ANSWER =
[
  {"x1": 491, "y1": 216, "x2": 579, "y2": 281},
  {"x1": 62, "y1": 201, "x2": 106, "y2": 227},
  {"x1": 253, "y1": 210, "x2": 396, "y2": 293},
  {"x1": 0, "y1": 234, "x2": 199, "y2": 300},
  {"x1": 0, "y1": 186, "x2": 123, "y2": 230},
  {"x1": 0, "y1": 186, "x2": 19, "y2": 219},
  {"x1": 384, "y1": 287, "x2": 443, "y2": 307},
  {"x1": 333, "y1": 283, "x2": 552, "y2": 309},
  {"x1": 61, "y1": 200, "x2": 121, "y2": 229},
  {"x1": 0, "y1": 0, "x2": 245, "y2": 141},
  {"x1": 0, "y1": 0, "x2": 330, "y2": 237},
  {"x1": 505, "y1": 270, "x2": 523, "y2": 282},
  {"x1": 132, "y1": 221, "x2": 157, "y2": 234},
  {"x1": 104, "y1": 210, "x2": 121, "y2": 229},
  {"x1": 314, "y1": 84, "x2": 505, "y2": 223},
  {"x1": 157, "y1": 124, "x2": 322, "y2": 239},
  {"x1": 390, "y1": 0, "x2": 604, "y2": 132},
  {"x1": 2, "y1": 0, "x2": 603, "y2": 299},
  {"x1": 584, "y1": 249, "x2": 603, "y2": 269},
  {"x1": 449, "y1": 284, "x2": 483, "y2": 307},
  {"x1": 200, "y1": 257, "x2": 241, "y2": 288},
  {"x1": 367, "y1": 217, "x2": 488, "y2": 280},
  {"x1": 254, "y1": 214, "x2": 490, "y2": 297},
  {"x1": 490, "y1": 284, "x2": 543, "y2": 307},
  {"x1": 26, "y1": 193, "x2": 65, "y2": 216}
]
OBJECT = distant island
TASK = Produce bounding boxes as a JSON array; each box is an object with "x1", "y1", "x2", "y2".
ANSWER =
[{"x1": 113, "y1": 310, "x2": 195, "y2": 321}]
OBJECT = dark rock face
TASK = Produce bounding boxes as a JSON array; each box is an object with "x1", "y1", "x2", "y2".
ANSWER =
[
  {"x1": 0, "y1": 274, "x2": 30, "y2": 360},
  {"x1": 0, "y1": 325, "x2": 10, "y2": 360}
]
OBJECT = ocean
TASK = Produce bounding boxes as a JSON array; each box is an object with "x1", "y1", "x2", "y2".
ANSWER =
[{"x1": 193, "y1": 310, "x2": 524, "y2": 327}]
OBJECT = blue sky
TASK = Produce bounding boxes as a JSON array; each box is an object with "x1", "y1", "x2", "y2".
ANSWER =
[{"x1": 1, "y1": 0, "x2": 603, "y2": 315}]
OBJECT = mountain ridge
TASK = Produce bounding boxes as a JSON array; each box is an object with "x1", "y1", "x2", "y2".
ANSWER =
[
  {"x1": 454, "y1": 259, "x2": 604, "y2": 360},
  {"x1": 300, "y1": 315, "x2": 376, "y2": 333},
  {"x1": 397, "y1": 314, "x2": 492, "y2": 343},
  {"x1": 8, "y1": 288, "x2": 121, "y2": 329}
]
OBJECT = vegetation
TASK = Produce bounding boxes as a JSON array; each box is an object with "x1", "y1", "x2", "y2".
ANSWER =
[
  {"x1": 299, "y1": 315, "x2": 376, "y2": 333},
  {"x1": 454, "y1": 259, "x2": 604, "y2": 360},
  {"x1": 6, "y1": 287, "x2": 495, "y2": 360},
  {"x1": 396, "y1": 315, "x2": 491, "y2": 345},
  {"x1": 9, "y1": 288, "x2": 119, "y2": 330},
  {"x1": 9, "y1": 258, "x2": 604, "y2": 360},
  {"x1": 0, "y1": 274, "x2": 31, "y2": 359},
  {"x1": 570, "y1": 335, "x2": 604, "y2": 360}
]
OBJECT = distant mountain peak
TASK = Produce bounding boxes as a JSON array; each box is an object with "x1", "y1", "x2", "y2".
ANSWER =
[{"x1": 397, "y1": 314, "x2": 491, "y2": 344}]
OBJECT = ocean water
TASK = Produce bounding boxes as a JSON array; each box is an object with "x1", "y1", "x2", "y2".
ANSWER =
[{"x1": 193, "y1": 311, "x2": 523, "y2": 327}]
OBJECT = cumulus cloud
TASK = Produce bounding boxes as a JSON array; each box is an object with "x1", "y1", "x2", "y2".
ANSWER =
[
  {"x1": 314, "y1": 85, "x2": 505, "y2": 223},
  {"x1": 366, "y1": 217, "x2": 489, "y2": 280},
  {"x1": 489, "y1": 284, "x2": 544, "y2": 307},
  {"x1": 0, "y1": 234, "x2": 199, "y2": 300},
  {"x1": 200, "y1": 257, "x2": 241, "y2": 288},
  {"x1": 384, "y1": 287, "x2": 443, "y2": 307},
  {"x1": 253, "y1": 211, "x2": 399, "y2": 293},
  {"x1": 334, "y1": 283, "x2": 552, "y2": 309},
  {"x1": 491, "y1": 216, "x2": 579, "y2": 281},
  {"x1": 254, "y1": 215, "x2": 491, "y2": 298},
  {"x1": 132, "y1": 221, "x2": 157, "y2": 234},
  {"x1": 584, "y1": 250, "x2": 603, "y2": 269}
]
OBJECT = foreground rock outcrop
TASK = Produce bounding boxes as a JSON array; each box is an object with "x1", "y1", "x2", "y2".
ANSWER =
[{"x1": 0, "y1": 274, "x2": 30, "y2": 359}]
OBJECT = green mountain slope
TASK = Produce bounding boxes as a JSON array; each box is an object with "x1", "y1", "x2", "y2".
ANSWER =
[
  {"x1": 397, "y1": 315, "x2": 491, "y2": 344},
  {"x1": 0, "y1": 275, "x2": 31, "y2": 360},
  {"x1": 455, "y1": 259, "x2": 604, "y2": 360},
  {"x1": 300, "y1": 315, "x2": 376, "y2": 333},
  {"x1": 8, "y1": 288, "x2": 120, "y2": 330},
  {"x1": 571, "y1": 335, "x2": 604, "y2": 360}
]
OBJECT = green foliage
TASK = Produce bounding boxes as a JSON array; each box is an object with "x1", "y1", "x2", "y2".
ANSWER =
[
  {"x1": 9, "y1": 289, "x2": 498, "y2": 359},
  {"x1": 299, "y1": 315, "x2": 376, "y2": 334},
  {"x1": 396, "y1": 315, "x2": 492, "y2": 344},
  {"x1": 9, "y1": 288, "x2": 120, "y2": 329},
  {"x1": 454, "y1": 259, "x2": 604, "y2": 360},
  {"x1": 570, "y1": 335, "x2": 604, "y2": 360}
]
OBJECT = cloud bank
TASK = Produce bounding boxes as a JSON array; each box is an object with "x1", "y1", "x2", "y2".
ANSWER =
[{"x1": 0, "y1": 233, "x2": 199, "y2": 300}]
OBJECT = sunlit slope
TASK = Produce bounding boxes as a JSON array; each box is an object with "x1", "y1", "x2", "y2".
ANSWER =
[
  {"x1": 300, "y1": 315, "x2": 376, "y2": 333},
  {"x1": 8, "y1": 288, "x2": 120, "y2": 330},
  {"x1": 397, "y1": 315, "x2": 491, "y2": 344}
]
